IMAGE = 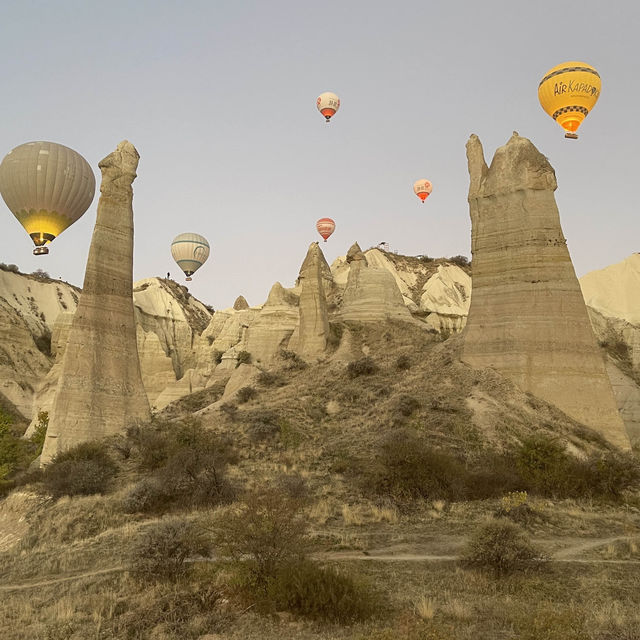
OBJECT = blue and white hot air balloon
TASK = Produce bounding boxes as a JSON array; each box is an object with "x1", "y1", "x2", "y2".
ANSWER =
[{"x1": 170, "y1": 232, "x2": 210, "y2": 281}]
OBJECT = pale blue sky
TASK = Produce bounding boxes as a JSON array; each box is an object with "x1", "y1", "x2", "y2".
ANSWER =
[{"x1": 0, "y1": 0, "x2": 637, "y2": 308}]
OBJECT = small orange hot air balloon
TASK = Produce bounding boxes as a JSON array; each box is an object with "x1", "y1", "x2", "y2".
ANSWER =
[
  {"x1": 413, "y1": 179, "x2": 432, "y2": 203},
  {"x1": 316, "y1": 92, "x2": 340, "y2": 123},
  {"x1": 316, "y1": 218, "x2": 335, "y2": 242}
]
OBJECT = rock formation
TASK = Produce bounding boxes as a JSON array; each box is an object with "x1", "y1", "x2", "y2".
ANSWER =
[
  {"x1": 41, "y1": 141, "x2": 151, "y2": 464},
  {"x1": 420, "y1": 265, "x2": 471, "y2": 332},
  {"x1": 233, "y1": 295, "x2": 249, "y2": 311},
  {"x1": 243, "y1": 283, "x2": 299, "y2": 364},
  {"x1": 462, "y1": 132, "x2": 630, "y2": 449},
  {"x1": 338, "y1": 243, "x2": 417, "y2": 323},
  {"x1": 294, "y1": 242, "x2": 330, "y2": 359}
]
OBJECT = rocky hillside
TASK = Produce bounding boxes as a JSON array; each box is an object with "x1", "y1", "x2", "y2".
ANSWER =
[{"x1": 2, "y1": 249, "x2": 639, "y2": 446}]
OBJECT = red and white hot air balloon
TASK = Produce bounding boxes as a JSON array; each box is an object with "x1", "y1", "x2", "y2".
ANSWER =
[
  {"x1": 316, "y1": 217, "x2": 335, "y2": 242},
  {"x1": 413, "y1": 179, "x2": 432, "y2": 203},
  {"x1": 316, "y1": 92, "x2": 340, "y2": 123}
]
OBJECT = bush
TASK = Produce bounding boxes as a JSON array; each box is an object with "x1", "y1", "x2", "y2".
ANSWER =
[
  {"x1": 43, "y1": 442, "x2": 117, "y2": 497},
  {"x1": 211, "y1": 487, "x2": 309, "y2": 590},
  {"x1": 31, "y1": 268, "x2": 50, "y2": 279},
  {"x1": 448, "y1": 255, "x2": 470, "y2": 267},
  {"x1": 130, "y1": 518, "x2": 210, "y2": 581},
  {"x1": 30, "y1": 411, "x2": 48, "y2": 456},
  {"x1": 395, "y1": 354, "x2": 411, "y2": 371},
  {"x1": 347, "y1": 357, "x2": 379, "y2": 379},
  {"x1": 237, "y1": 386, "x2": 257, "y2": 403},
  {"x1": 365, "y1": 430, "x2": 465, "y2": 504},
  {"x1": 257, "y1": 370, "x2": 286, "y2": 387},
  {"x1": 0, "y1": 262, "x2": 20, "y2": 273},
  {"x1": 212, "y1": 349, "x2": 223, "y2": 364},
  {"x1": 395, "y1": 394, "x2": 420, "y2": 417},
  {"x1": 462, "y1": 519, "x2": 543, "y2": 575},
  {"x1": 268, "y1": 559, "x2": 379, "y2": 623},
  {"x1": 516, "y1": 434, "x2": 570, "y2": 496},
  {"x1": 279, "y1": 349, "x2": 308, "y2": 370},
  {"x1": 236, "y1": 350, "x2": 251, "y2": 366}
]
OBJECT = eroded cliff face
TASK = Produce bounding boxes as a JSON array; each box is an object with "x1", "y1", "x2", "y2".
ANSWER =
[
  {"x1": 462, "y1": 132, "x2": 629, "y2": 449},
  {"x1": 41, "y1": 141, "x2": 151, "y2": 464}
]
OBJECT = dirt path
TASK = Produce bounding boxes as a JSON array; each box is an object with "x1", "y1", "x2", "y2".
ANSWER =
[{"x1": 2, "y1": 536, "x2": 637, "y2": 592}]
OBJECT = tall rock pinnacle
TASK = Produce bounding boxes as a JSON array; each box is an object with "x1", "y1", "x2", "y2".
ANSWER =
[
  {"x1": 462, "y1": 133, "x2": 630, "y2": 450},
  {"x1": 296, "y1": 242, "x2": 331, "y2": 359},
  {"x1": 41, "y1": 141, "x2": 151, "y2": 464}
]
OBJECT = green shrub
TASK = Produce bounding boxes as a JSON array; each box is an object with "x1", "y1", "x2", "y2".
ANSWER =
[
  {"x1": 395, "y1": 354, "x2": 411, "y2": 370},
  {"x1": 237, "y1": 386, "x2": 257, "y2": 403},
  {"x1": 347, "y1": 357, "x2": 379, "y2": 379},
  {"x1": 129, "y1": 518, "x2": 210, "y2": 581},
  {"x1": 212, "y1": 349, "x2": 224, "y2": 364},
  {"x1": 365, "y1": 429, "x2": 465, "y2": 504},
  {"x1": 395, "y1": 394, "x2": 420, "y2": 417},
  {"x1": 43, "y1": 442, "x2": 117, "y2": 497},
  {"x1": 448, "y1": 255, "x2": 470, "y2": 267},
  {"x1": 327, "y1": 323, "x2": 344, "y2": 348},
  {"x1": 268, "y1": 559, "x2": 379, "y2": 623},
  {"x1": 257, "y1": 370, "x2": 285, "y2": 387},
  {"x1": 279, "y1": 349, "x2": 308, "y2": 370},
  {"x1": 236, "y1": 350, "x2": 251, "y2": 366},
  {"x1": 30, "y1": 411, "x2": 49, "y2": 456},
  {"x1": 516, "y1": 434, "x2": 570, "y2": 496},
  {"x1": 211, "y1": 487, "x2": 309, "y2": 590},
  {"x1": 461, "y1": 519, "x2": 543, "y2": 575}
]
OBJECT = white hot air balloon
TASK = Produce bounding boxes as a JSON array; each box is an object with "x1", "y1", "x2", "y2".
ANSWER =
[
  {"x1": 171, "y1": 233, "x2": 210, "y2": 281},
  {"x1": 316, "y1": 92, "x2": 340, "y2": 123},
  {"x1": 0, "y1": 141, "x2": 96, "y2": 255}
]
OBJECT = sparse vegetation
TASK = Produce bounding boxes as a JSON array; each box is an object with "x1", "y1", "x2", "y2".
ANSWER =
[
  {"x1": 43, "y1": 441, "x2": 118, "y2": 497},
  {"x1": 347, "y1": 356, "x2": 379, "y2": 378},
  {"x1": 129, "y1": 518, "x2": 210, "y2": 581},
  {"x1": 237, "y1": 385, "x2": 257, "y2": 403},
  {"x1": 461, "y1": 519, "x2": 544, "y2": 575},
  {"x1": 236, "y1": 350, "x2": 251, "y2": 365}
]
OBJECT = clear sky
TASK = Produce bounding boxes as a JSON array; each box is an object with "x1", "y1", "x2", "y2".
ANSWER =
[{"x1": 0, "y1": 0, "x2": 637, "y2": 309}]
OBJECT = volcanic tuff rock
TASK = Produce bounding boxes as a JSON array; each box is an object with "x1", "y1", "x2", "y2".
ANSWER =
[
  {"x1": 41, "y1": 141, "x2": 151, "y2": 464},
  {"x1": 293, "y1": 242, "x2": 330, "y2": 359},
  {"x1": 0, "y1": 269, "x2": 79, "y2": 418},
  {"x1": 462, "y1": 132, "x2": 629, "y2": 450},
  {"x1": 337, "y1": 244, "x2": 419, "y2": 324}
]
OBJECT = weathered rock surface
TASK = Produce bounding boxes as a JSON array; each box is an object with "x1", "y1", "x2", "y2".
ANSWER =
[
  {"x1": 244, "y1": 282, "x2": 299, "y2": 364},
  {"x1": 580, "y1": 254, "x2": 640, "y2": 374},
  {"x1": 0, "y1": 270, "x2": 79, "y2": 418},
  {"x1": 421, "y1": 265, "x2": 471, "y2": 332},
  {"x1": 337, "y1": 244, "x2": 418, "y2": 323},
  {"x1": 41, "y1": 141, "x2": 151, "y2": 464},
  {"x1": 295, "y1": 242, "x2": 330, "y2": 359},
  {"x1": 233, "y1": 295, "x2": 250, "y2": 311},
  {"x1": 462, "y1": 132, "x2": 629, "y2": 449}
]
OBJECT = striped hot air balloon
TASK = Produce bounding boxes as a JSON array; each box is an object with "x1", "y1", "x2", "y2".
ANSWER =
[
  {"x1": 413, "y1": 179, "x2": 432, "y2": 203},
  {"x1": 171, "y1": 233, "x2": 210, "y2": 281},
  {"x1": 538, "y1": 61, "x2": 601, "y2": 139},
  {"x1": 0, "y1": 141, "x2": 96, "y2": 255},
  {"x1": 316, "y1": 218, "x2": 335, "y2": 242}
]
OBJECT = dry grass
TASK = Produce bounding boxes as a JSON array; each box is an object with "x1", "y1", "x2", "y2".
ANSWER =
[{"x1": 413, "y1": 594, "x2": 436, "y2": 620}]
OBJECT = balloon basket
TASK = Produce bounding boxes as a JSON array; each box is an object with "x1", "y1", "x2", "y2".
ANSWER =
[
  {"x1": 186, "y1": 277, "x2": 192, "y2": 281},
  {"x1": 564, "y1": 132, "x2": 578, "y2": 140},
  {"x1": 33, "y1": 246, "x2": 49, "y2": 255}
]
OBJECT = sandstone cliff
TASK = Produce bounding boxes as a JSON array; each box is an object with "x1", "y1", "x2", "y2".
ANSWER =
[
  {"x1": 462, "y1": 132, "x2": 629, "y2": 450},
  {"x1": 41, "y1": 141, "x2": 151, "y2": 464}
]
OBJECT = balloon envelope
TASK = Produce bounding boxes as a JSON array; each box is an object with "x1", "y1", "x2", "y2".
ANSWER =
[
  {"x1": 0, "y1": 141, "x2": 95, "y2": 253},
  {"x1": 316, "y1": 218, "x2": 335, "y2": 242},
  {"x1": 538, "y1": 61, "x2": 601, "y2": 138},
  {"x1": 316, "y1": 92, "x2": 340, "y2": 122},
  {"x1": 413, "y1": 179, "x2": 432, "y2": 202},
  {"x1": 171, "y1": 233, "x2": 210, "y2": 280}
]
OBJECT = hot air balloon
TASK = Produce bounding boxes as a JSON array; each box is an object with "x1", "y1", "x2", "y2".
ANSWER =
[
  {"x1": 0, "y1": 141, "x2": 96, "y2": 255},
  {"x1": 171, "y1": 233, "x2": 210, "y2": 281},
  {"x1": 413, "y1": 179, "x2": 432, "y2": 203},
  {"x1": 316, "y1": 218, "x2": 335, "y2": 242},
  {"x1": 316, "y1": 92, "x2": 340, "y2": 123},
  {"x1": 538, "y1": 61, "x2": 601, "y2": 139}
]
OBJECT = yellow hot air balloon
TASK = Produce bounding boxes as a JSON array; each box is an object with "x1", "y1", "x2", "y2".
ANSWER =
[
  {"x1": 0, "y1": 141, "x2": 96, "y2": 254},
  {"x1": 171, "y1": 233, "x2": 210, "y2": 281},
  {"x1": 538, "y1": 61, "x2": 601, "y2": 139}
]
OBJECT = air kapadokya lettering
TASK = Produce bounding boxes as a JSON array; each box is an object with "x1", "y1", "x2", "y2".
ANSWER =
[{"x1": 554, "y1": 80, "x2": 599, "y2": 97}]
